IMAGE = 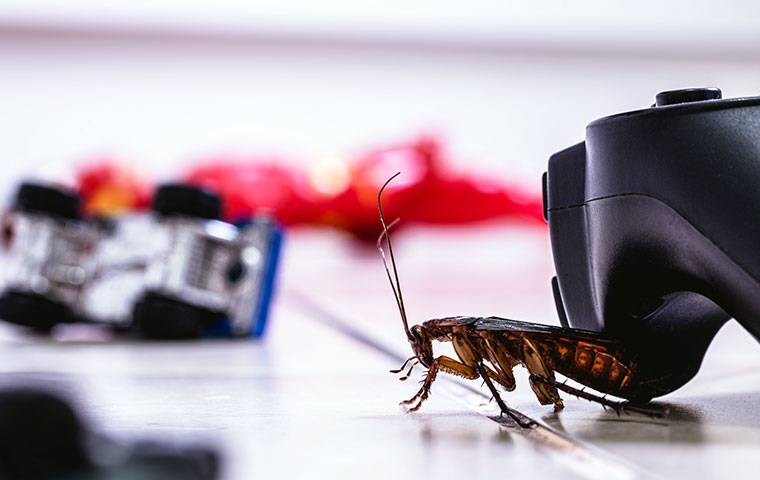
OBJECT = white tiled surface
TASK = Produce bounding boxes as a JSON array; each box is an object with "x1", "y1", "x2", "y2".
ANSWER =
[{"x1": 2, "y1": 226, "x2": 760, "y2": 479}]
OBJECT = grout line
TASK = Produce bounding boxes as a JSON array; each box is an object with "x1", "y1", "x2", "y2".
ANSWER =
[{"x1": 286, "y1": 288, "x2": 659, "y2": 480}]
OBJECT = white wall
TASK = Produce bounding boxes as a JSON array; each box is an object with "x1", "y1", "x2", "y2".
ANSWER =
[{"x1": 0, "y1": 2, "x2": 759, "y2": 195}]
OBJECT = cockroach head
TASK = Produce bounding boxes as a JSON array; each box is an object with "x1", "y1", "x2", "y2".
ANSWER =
[{"x1": 410, "y1": 325, "x2": 434, "y2": 367}]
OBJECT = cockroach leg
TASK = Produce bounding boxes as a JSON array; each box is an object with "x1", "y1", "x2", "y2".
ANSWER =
[
  {"x1": 529, "y1": 375, "x2": 667, "y2": 418},
  {"x1": 435, "y1": 356, "x2": 479, "y2": 380},
  {"x1": 401, "y1": 356, "x2": 478, "y2": 412},
  {"x1": 521, "y1": 338, "x2": 563, "y2": 409},
  {"x1": 390, "y1": 356, "x2": 417, "y2": 374},
  {"x1": 401, "y1": 366, "x2": 438, "y2": 412},
  {"x1": 398, "y1": 361, "x2": 418, "y2": 381},
  {"x1": 480, "y1": 363, "x2": 517, "y2": 392},
  {"x1": 476, "y1": 362, "x2": 535, "y2": 428},
  {"x1": 530, "y1": 375, "x2": 620, "y2": 411}
]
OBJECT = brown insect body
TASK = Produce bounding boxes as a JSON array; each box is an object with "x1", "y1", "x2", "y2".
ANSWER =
[
  {"x1": 412, "y1": 316, "x2": 673, "y2": 409},
  {"x1": 377, "y1": 173, "x2": 664, "y2": 421}
]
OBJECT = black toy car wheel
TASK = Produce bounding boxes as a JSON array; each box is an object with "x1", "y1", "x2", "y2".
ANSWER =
[
  {"x1": 151, "y1": 184, "x2": 221, "y2": 220},
  {"x1": 0, "y1": 290, "x2": 72, "y2": 333},
  {"x1": 132, "y1": 293, "x2": 221, "y2": 340},
  {"x1": 15, "y1": 183, "x2": 81, "y2": 221}
]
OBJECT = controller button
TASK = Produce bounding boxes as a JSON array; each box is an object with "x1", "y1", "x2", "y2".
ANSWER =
[{"x1": 655, "y1": 87, "x2": 722, "y2": 106}]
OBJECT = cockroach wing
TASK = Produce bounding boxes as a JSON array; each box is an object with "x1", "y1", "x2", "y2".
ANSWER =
[
  {"x1": 474, "y1": 317, "x2": 615, "y2": 341},
  {"x1": 473, "y1": 317, "x2": 643, "y2": 400}
]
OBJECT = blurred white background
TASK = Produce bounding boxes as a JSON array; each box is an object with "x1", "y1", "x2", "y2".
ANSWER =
[
  {"x1": 1, "y1": 1, "x2": 760, "y2": 192},
  {"x1": 3, "y1": 7, "x2": 760, "y2": 479}
]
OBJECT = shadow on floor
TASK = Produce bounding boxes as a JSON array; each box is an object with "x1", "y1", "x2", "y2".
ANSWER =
[{"x1": 539, "y1": 389, "x2": 760, "y2": 445}]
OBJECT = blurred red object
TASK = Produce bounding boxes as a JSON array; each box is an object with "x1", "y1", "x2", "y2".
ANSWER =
[
  {"x1": 76, "y1": 159, "x2": 151, "y2": 216},
  {"x1": 185, "y1": 158, "x2": 322, "y2": 225},
  {"x1": 186, "y1": 136, "x2": 544, "y2": 241},
  {"x1": 75, "y1": 136, "x2": 545, "y2": 240},
  {"x1": 312, "y1": 136, "x2": 544, "y2": 241}
]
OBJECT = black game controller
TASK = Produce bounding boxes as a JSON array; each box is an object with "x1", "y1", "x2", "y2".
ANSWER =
[{"x1": 545, "y1": 88, "x2": 760, "y2": 391}]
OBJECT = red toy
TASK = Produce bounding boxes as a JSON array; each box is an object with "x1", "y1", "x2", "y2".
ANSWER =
[
  {"x1": 309, "y1": 135, "x2": 544, "y2": 241},
  {"x1": 185, "y1": 158, "x2": 322, "y2": 225},
  {"x1": 76, "y1": 159, "x2": 151, "y2": 216},
  {"x1": 76, "y1": 136, "x2": 545, "y2": 240}
]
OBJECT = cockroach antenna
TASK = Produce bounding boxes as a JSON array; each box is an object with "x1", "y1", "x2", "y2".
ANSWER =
[{"x1": 377, "y1": 172, "x2": 414, "y2": 342}]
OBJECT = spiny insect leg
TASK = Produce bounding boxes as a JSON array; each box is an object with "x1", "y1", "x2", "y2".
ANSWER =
[
  {"x1": 521, "y1": 338, "x2": 563, "y2": 409},
  {"x1": 480, "y1": 363, "x2": 516, "y2": 392},
  {"x1": 476, "y1": 363, "x2": 535, "y2": 428},
  {"x1": 401, "y1": 365, "x2": 439, "y2": 412},
  {"x1": 529, "y1": 375, "x2": 666, "y2": 418},
  {"x1": 401, "y1": 356, "x2": 478, "y2": 412}
]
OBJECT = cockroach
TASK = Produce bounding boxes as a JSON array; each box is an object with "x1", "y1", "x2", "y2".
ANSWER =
[{"x1": 377, "y1": 173, "x2": 665, "y2": 426}]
